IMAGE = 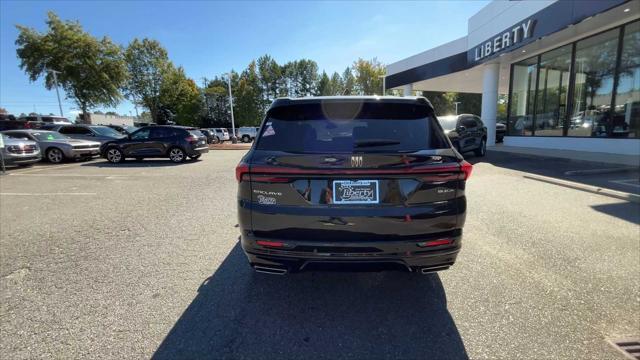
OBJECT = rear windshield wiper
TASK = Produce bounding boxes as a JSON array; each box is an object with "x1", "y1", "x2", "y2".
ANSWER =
[{"x1": 354, "y1": 139, "x2": 401, "y2": 147}]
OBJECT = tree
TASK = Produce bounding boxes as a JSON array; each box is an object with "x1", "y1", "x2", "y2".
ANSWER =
[
  {"x1": 257, "y1": 54, "x2": 281, "y2": 108},
  {"x1": 342, "y1": 67, "x2": 355, "y2": 95},
  {"x1": 328, "y1": 72, "x2": 344, "y2": 96},
  {"x1": 16, "y1": 12, "x2": 127, "y2": 123},
  {"x1": 123, "y1": 38, "x2": 172, "y2": 123},
  {"x1": 93, "y1": 110, "x2": 104, "y2": 115},
  {"x1": 235, "y1": 61, "x2": 263, "y2": 126},
  {"x1": 0, "y1": 108, "x2": 9, "y2": 114},
  {"x1": 316, "y1": 71, "x2": 330, "y2": 96},
  {"x1": 159, "y1": 66, "x2": 202, "y2": 126},
  {"x1": 352, "y1": 58, "x2": 385, "y2": 95},
  {"x1": 105, "y1": 111, "x2": 119, "y2": 116}
]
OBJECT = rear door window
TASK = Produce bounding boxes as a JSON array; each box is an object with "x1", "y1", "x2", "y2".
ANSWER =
[{"x1": 256, "y1": 102, "x2": 448, "y2": 153}]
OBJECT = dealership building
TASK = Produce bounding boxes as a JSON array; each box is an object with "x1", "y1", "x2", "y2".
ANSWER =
[{"x1": 386, "y1": 0, "x2": 640, "y2": 156}]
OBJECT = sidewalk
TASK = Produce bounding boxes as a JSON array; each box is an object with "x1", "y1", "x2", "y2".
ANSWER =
[
  {"x1": 473, "y1": 149, "x2": 640, "y2": 201},
  {"x1": 488, "y1": 144, "x2": 639, "y2": 167}
]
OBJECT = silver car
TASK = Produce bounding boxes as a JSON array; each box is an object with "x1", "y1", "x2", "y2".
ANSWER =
[
  {"x1": 0, "y1": 134, "x2": 41, "y2": 166},
  {"x1": 2, "y1": 130, "x2": 100, "y2": 163}
]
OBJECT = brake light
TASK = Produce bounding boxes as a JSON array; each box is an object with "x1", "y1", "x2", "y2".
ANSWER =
[
  {"x1": 460, "y1": 160, "x2": 473, "y2": 180},
  {"x1": 249, "y1": 175, "x2": 292, "y2": 183},
  {"x1": 417, "y1": 239, "x2": 453, "y2": 247},
  {"x1": 185, "y1": 135, "x2": 198, "y2": 144},
  {"x1": 235, "y1": 162, "x2": 249, "y2": 182}
]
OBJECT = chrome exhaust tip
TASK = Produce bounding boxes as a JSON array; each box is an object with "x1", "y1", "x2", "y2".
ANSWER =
[
  {"x1": 420, "y1": 265, "x2": 450, "y2": 274},
  {"x1": 253, "y1": 265, "x2": 288, "y2": 275}
]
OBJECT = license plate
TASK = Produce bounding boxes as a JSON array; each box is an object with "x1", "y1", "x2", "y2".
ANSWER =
[{"x1": 333, "y1": 180, "x2": 379, "y2": 204}]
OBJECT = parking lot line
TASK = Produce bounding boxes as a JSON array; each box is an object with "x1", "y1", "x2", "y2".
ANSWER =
[
  {"x1": 7, "y1": 162, "x2": 88, "y2": 174},
  {"x1": 610, "y1": 179, "x2": 640, "y2": 189},
  {"x1": 0, "y1": 192, "x2": 97, "y2": 196}
]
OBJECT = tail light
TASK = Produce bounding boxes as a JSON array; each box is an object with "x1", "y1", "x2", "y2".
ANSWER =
[
  {"x1": 460, "y1": 160, "x2": 473, "y2": 180},
  {"x1": 235, "y1": 162, "x2": 249, "y2": 182},
  {"x1": 185, "y1": 135, "x2": 198, "y2": 144},
  {"x1": 24, "y1": 122, "x2": 32, "y2": 129}
]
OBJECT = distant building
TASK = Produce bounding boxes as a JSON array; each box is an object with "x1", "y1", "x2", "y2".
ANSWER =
[{"x1": 88, "y1": 113, "x2": 136, "y2": 127}]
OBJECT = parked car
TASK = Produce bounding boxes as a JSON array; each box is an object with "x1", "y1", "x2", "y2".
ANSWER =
[
  {"x1": 437, "y1": 114, "x2": 487, "y2": 157},
  {"x1": 236, "y1": 96, "x2": 472, "y2": 275},
  {"x1": 106, "y1": 124, "x2": 139, "y2": 135},
  {"x1": 0, "y1": 133, "x2": 41, "y2": 166},
  {"x1": 101, "y1": 125, "x2": 209, "y2": 164},
  {"x1": 16, "y1": 115, "x2": 72, "y2": 129},
  {"x1": 212, "y1": 128, "x2": 230, "y2": 143},
  {"x1": 2, "y1": 130, "x2": 100, "y2": 163},
  {"x1": 236, "y1": 126, "x2": 259, "y2": 143},
  {"x1": 496, "y1": 122, "x2": 506, "y2": 142},
  {"x1": 45, "y1": 124, "x2": 125, "y2": 144},
  {"x1": 199, "y1": 129, "x2": 216, "y2": 144}
]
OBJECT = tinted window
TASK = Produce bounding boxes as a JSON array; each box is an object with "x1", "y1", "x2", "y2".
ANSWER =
[
  {"x1": 58, "y1": 126, "x2": 76, "y2": 134},
  {"x1": 6, "y1": 132, "x2": 30, "y2": 140},
  {"x1": 256, "y1": 102, "x2": 448, "y2": 153},
  {"x1": 131, "y1": 128, "x2": 151, "y2": 140},
  {"x1": 461, "y1": 117, "x2": 477, "y2": 128},
  {"x1": 150, "y1": 127, "x2": 174, "y2": 138},
  {"x1": 32, "y1": 131, "x2": 68, "y2": 141}
]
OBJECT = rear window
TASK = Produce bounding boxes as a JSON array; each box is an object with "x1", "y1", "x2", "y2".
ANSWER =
[{"x1": 256, "y1": 102, "x2": 448, "y2": 153}]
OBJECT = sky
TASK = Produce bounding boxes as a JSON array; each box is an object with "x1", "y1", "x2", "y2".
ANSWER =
[{"x1": 0, "y1": 0, "x2": 490, "y2": 119}]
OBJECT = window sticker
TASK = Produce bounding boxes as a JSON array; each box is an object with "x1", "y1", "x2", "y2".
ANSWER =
[
  {"x1": 47, "y1": 134, "x2": 55, "y2": 140},
  {"x1": 262, "y1": 125, "x2": 275, "y2": 137}
]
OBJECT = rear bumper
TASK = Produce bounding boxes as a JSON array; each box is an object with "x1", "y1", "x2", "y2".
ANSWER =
[
  {"x1": 189, "y1": 146, "x2": 209, "y2": 155},
  {"x1": 240, "y1": 232, "x2": 461, "y2": 274}
]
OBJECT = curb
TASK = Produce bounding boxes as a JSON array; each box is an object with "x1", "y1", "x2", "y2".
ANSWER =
[
  {"x1": 564, "y1": 167, "x2": 638, "y2": 176},
  {"x1": 523, "y1": 174, "x2": 640, "y2": 203}
]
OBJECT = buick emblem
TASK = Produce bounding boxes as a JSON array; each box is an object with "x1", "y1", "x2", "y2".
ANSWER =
[{"x1": 351, "y1": 156, "x2": 363, "y2": 167}]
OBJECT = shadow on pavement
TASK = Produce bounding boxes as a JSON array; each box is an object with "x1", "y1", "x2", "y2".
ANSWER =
[
  {"x1": 80, "y1": 158, "x2": 201, "y2": 168},
  {"x1": 591, "y1": 202, "x2": 640, "y2": 225},
  {"x1": 153, "y1": 244, "x2": 467, "y2": 360},
  {"x1": 471, "y1": 151, "x2": 639, "y2": 195}
]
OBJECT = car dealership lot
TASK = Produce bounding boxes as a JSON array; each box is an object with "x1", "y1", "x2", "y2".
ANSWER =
[{"x1": 0, "y1": 152, "x2": 638, "y2": 359}]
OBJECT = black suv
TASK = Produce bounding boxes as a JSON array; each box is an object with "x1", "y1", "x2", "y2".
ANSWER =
[
  {"x1": 437, "y1": 114, "x2": 487, "y2": 157},
  {"x1": 101, "y1": 125, "x2": 208, "y2": 163},
  {"x1": 236, "y1": 96, "x2": 472, "y2": 275}
]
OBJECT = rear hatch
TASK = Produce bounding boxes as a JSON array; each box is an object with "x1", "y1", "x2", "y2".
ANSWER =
[{"x1": 241, "y1": 100, "x2": 467, "y2": 242}]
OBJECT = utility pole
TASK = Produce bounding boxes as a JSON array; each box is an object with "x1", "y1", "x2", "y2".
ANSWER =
[
  {"x1": 46, "y1": 68, "x2": 64, "y2": 117},
  {"x1": 227, "y1": 72, "x2": 237, "y2": 143},
  {"x1": 201, "y1": 77, "x2": 211, "y2": 120},
  {"x1": 379, "y1": 75, "x2": 386, "y2": 95},
  {"x1": 454, "y1": 102, "x2": 461, "y2": 115}
]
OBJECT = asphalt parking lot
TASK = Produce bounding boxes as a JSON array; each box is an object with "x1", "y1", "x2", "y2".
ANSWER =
[{"x1": 0, "y1": 151, "x2": 638, "y2": 359}]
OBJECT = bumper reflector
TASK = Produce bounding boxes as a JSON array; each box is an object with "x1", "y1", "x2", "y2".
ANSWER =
[
  {"x1": 417, "y1": 239, "x2": 453, "y2": 247},
  {"x1": 256, "y1": 240, "x2": 285, "y2": 248}
]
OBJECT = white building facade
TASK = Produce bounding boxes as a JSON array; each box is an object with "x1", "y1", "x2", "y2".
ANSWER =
[{"x1": 386, "y1": 0, "x2": 640, "y2": 155}]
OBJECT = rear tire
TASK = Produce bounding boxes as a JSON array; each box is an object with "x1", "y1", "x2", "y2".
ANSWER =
[
  {"x1": 46, "y1": 147, "x2": 65, "y2": 163},
  {"x1": 242, "y1": 135, "x2": 250, "y2": 143},
  {"x1": 474, "y1": 138, "x2": 487, "y2": 157},
  {"x1": 106, "y1": 147, "x2": 125, "y2": 163},
  {"x1": 168, "y1": 147, "x2": 186, "y2": 163}
]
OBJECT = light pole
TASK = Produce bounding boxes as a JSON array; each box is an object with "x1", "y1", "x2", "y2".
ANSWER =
[
  {"x1": 227, "y1": 72, "x2": 237, "y2": 143},
  {"x1": 379, "y1": 75, "x2": 386, "y2": 95},
  {"x1": 454, "y1": 102, "x2": 461, "y2": 115},
  {"x1": 46, "y1": 68, "x2": 64, "y2": 117}
]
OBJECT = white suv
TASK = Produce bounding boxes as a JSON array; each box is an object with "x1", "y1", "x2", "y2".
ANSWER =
[
  {"x1": 212, "y1": 128, "x2": 230, "y2": 143},
  {"x1": 236, "y1": 127, "x2": 259, "y2": 143}
]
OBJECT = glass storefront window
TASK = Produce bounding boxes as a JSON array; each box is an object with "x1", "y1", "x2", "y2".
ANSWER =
[
  {"x1": 613, "y1": 21, "x2": 640, "y2": 138},
  {"x1": 535, "y1": 45, "x2": 572, "y2": 136},
  {"x1": 508, "y1": 57, "x2": 537, "y2": 136},
  {"x1": 568, "y1": 29, "x2": 619, "y2": 137}
]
